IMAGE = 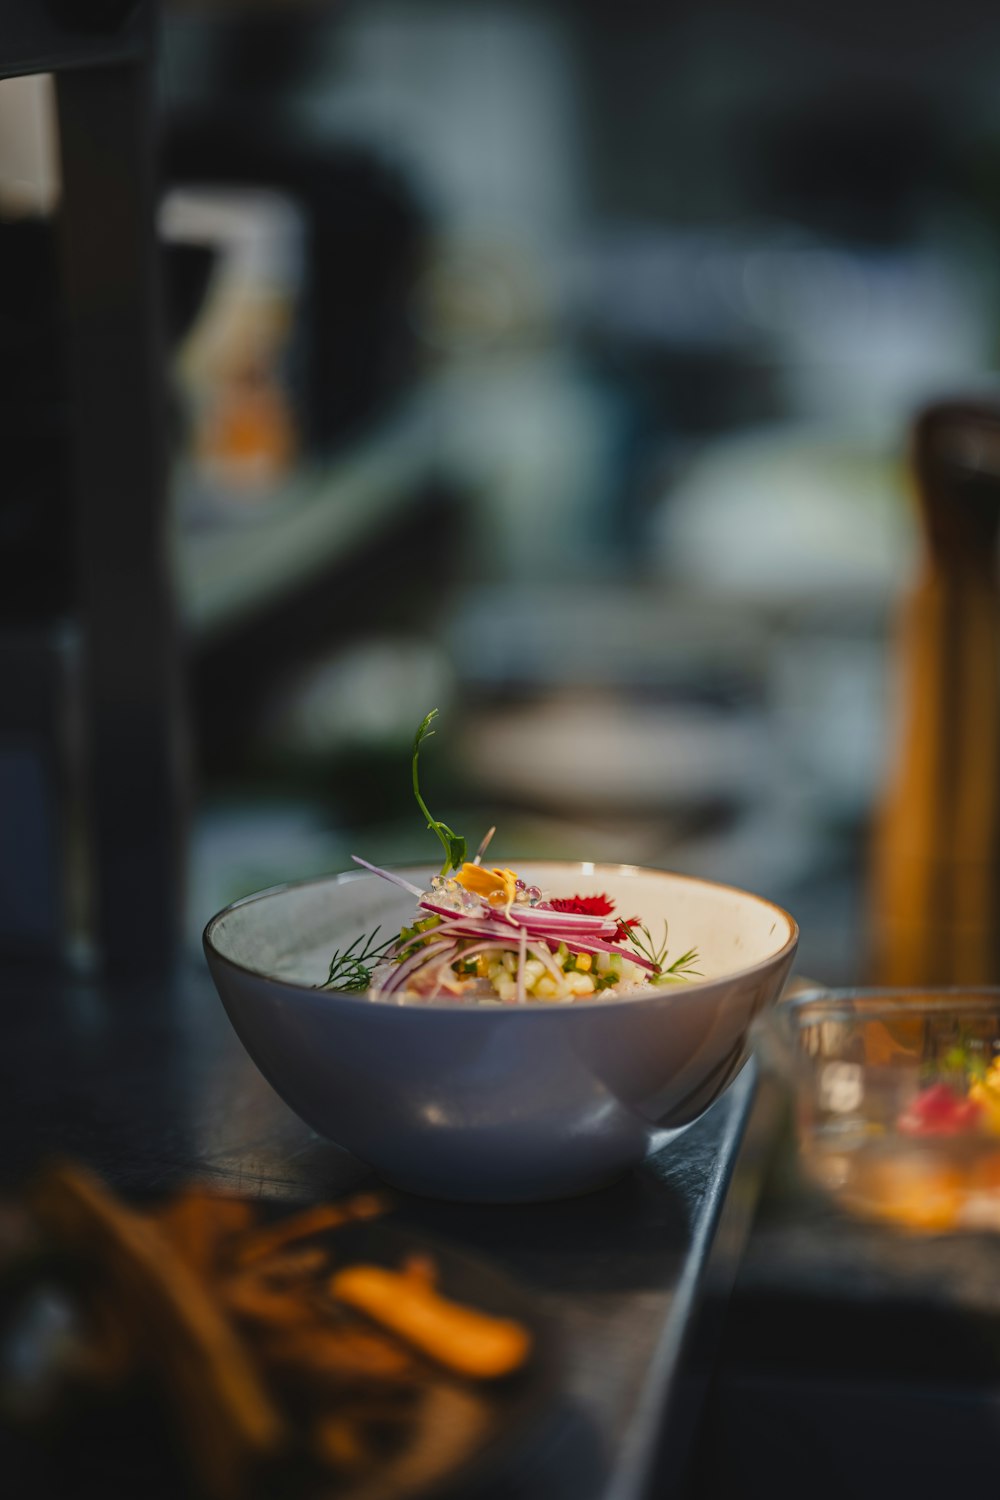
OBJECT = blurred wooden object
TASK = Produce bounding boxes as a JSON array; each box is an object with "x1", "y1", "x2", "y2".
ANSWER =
[{"x1": 870, "y1": 400, "x2": 1000, "y2": 984}]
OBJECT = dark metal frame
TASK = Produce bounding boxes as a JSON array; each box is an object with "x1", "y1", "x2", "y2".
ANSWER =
[{"x1": 1, "y1": 2, "x2": 185, "y2": 971}]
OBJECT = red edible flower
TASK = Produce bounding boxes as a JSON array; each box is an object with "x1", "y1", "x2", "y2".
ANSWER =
[
  {"x1": 550, "y1": 893, "x2": 617, "y2": 916},
  {"x1": 615, "y1": 917, "x2": 641, "y2": 941}
]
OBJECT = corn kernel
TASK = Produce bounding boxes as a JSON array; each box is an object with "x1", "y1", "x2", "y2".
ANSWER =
[{"x1": 574, "y1": 953, "x2": 592, "y2": 973}]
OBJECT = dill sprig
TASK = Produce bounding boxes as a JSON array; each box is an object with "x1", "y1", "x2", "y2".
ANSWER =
[
  {"x1": 661, "y1": 947, "x2": 702, "y2": 982},
  {"x1": 625, "y1": 921, "x2": 701, "y2": 982},
  {"x1": 412, "y1": 710, "x2": 467, "y2": 876},
  {"x1": 319, "y1": 926, "x2": 394, "y2": 991}
]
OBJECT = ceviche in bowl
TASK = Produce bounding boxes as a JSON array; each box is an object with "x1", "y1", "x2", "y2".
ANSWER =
[
  {"x1": 341, "y1": 855, "x2": 701, "y2": 1007},
  {"x1": 324, "y1": 711, "x2": 703, "y2": 1007},
  {"x1": 203, "y1": 714, "x2": 798, "y2": 1201}
]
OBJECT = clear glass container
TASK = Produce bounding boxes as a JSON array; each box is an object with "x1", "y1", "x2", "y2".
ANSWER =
[{"x1": 767, "y1": 989, "x2": 1000, "y2": 1233}]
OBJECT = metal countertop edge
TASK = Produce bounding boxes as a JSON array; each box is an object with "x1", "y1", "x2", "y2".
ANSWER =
[{"x1": 604, "y1": 1059, "x2": 779, "y2": 1500}]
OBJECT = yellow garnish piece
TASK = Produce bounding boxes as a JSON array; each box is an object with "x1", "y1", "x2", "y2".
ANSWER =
[
  {"x1": 969, "y1": 1078, "x2": 1000, "y2": 1135},
  {"x1": 963, "y1": 1058, "x2": 1000, "y2": 1135},
  {"x1": 454, "y1": 864, "x2": 519, "y2": 908}
]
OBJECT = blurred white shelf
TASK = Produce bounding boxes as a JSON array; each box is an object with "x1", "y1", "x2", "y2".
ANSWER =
[{"x1": 174, "y1": 386, "x2": 441, "y2": 641}]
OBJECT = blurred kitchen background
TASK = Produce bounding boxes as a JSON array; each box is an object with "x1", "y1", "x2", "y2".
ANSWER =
[{"x1": 7, "y1": 0, "x2": 1000, "y2": 983}]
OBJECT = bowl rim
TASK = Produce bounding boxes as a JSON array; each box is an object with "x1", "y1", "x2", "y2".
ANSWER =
[{"x1": 202, "y1": 860, "x2": 799, "y2": 1014}]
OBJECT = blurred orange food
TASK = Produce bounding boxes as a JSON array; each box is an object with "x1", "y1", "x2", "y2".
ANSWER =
[
  {"x1": 7, "y1": 1163, "x2": 532, "y2": 1499},
  {"x1": 844, "y1": 1149, "x2": 966, "y2": 1233}
]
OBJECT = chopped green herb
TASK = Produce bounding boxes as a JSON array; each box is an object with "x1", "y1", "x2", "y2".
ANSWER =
[{"x1": 319, "y1": 926, "x2": 394, "y2": 992}]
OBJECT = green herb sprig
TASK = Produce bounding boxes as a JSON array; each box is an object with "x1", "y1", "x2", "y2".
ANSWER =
[
  {"x1": 625, "y1": 921, "x2": 701, "y2": 983},
  {"x1": 661, "y1": 947, "x2": 702, "y2": 982},
  {"x1": 412, "y1": 710, "x2": 467, "y2": 876},
  {"x1": 319, "y1": 926, "x2": 394, "y2": 991}
]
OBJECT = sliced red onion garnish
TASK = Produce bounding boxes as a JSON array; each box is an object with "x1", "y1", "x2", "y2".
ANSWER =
[
  {"x1": 351, "y1": 856, "x2": 424, "y2": 897},
  {"x1": 560, "y1": 936, "x2": 659, "y2": 973},
  {"x1": 506, "y1": 908, "x2": 617, "y2": 934},
  {"x1": 417, "y1": 899, "x2": 618, "y2": 946},
  {"x1": 414, "y1": 914, "x2": 511, "y2": 944},
  {"x1": 417, "y1": 897, "x2": 615, "y2": 932},
  {"x1": 419, "y1": 918, "x2": 521, "y2": 942},
  {"x1": 417, "y1": 899, "x2": 518, "y2": 931},
  {"x1": 375, "y1": 938, "x2": 456, "y2": 996}
]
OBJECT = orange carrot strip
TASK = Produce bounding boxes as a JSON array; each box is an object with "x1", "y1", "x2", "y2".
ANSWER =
[
  {"x1": 234, "y1": 1194, "x2": 387, "y2": 1267},
  {"x1": 153, "y1": 1190, "x2": 255, "y2": 1274},
  {"x1": 329, "y1": 1264, "x2": 531, "y2": 1380}
]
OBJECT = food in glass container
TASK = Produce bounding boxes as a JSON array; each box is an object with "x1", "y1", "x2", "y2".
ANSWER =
[{"x1": 792, "y1": 1004, "x2": 1000, "y2": 1233}]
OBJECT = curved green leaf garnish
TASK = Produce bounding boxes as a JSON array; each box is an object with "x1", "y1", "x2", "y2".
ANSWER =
[{"x1": 412, "y1": 709, "x2": 467, "y2": 876}]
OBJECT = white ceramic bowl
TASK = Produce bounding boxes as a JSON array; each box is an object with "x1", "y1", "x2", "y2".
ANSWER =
[{"x1": 204, "y1": 863, "x2": 798, "y2": 1202}]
